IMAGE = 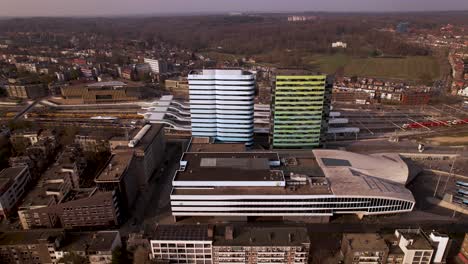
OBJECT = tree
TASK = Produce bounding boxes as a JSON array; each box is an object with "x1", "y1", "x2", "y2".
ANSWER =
[{"x1": 112, "y1": 246, "x2": 129, "y2": 264}]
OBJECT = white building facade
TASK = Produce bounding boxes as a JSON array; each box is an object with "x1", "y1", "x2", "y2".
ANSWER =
[{"x1": 188, "y1": 69, "x2": 255, "y2": 145}]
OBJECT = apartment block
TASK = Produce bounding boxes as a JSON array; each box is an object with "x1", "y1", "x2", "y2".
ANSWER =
[
  {"x1": 0, "y1": 166, "x2": 31, "y2": 219},
  {"x1": 341, "y1": 233, "x2": 389, "y2": 264},
  {"x1": 212, "y1": 226, "x2": 310, "y2": 264},
  {"x1": 150, "y1": 225, "x2": 213, "y2": 264},
  {"x1": 0, "y1": 230, "x2": 64, "y2": 264}
]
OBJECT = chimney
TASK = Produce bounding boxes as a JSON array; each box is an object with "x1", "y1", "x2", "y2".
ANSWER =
[{"x1": 225, "y1": 226, "x2": 234, "y2": 240}]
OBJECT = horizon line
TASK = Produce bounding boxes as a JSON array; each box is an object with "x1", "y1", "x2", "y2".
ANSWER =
[{"x1": 1, "y1": 9, "x2": 468, "y2": 19}]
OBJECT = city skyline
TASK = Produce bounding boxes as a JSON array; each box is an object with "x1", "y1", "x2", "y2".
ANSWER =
[{"x1": 1, "y1": 0, "x2": 468, "y2": 17}]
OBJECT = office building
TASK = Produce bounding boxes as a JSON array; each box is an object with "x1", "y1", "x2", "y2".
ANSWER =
[
  {"x1": 188, "y1": 69, "x2": 255, "y2": 145},
  {"x1": 271, "y1": 74, "x2": 332, "y2": 149},
  {"x1": 144, "y1": 58, "x2": 168, "y2": 74},
  {"x1": 170, "y1": 148, "x2": 415, "y2": 222},
  {"x1": 0, "y1": 166, "x2": 31, "y2": 219},
  {"x1": 150, "y1": 225, "x2": 213, "y2": 263},
  {"x1": 341, "y1": 233, "x2": 389, "y2": 264},
  {"x1": 212, "y1": 226, "x2": 310, "y2": 264}
]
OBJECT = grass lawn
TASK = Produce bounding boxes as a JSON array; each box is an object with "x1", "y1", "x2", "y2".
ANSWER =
[{"x1": 308, "y1": 54, "x2": 441, "y2": 81}]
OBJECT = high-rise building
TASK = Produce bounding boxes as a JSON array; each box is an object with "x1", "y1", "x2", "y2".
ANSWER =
[
  {"x1": 188, "y1": 69, "x2": 255, "y2": 145},
  {"x1": 271, "y1": 74, "x2": 332, "y2": 149}
]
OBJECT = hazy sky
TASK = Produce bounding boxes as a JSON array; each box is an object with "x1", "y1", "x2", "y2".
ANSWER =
[{"x1": 1, "y1": 0, "x2": 468, "y2": 17}]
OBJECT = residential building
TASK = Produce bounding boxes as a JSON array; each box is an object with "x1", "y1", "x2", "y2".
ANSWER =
[
  {"x1": 458, "y1": 234, "x2": 468, "y2": 263},
  {"x1": 212, "y1": 226, "x2": 310, "y2": 264},
  {"x1": 0, "y1": 230, "x2": 64, "y2": 264},
  {"x1": 341, "y1": 233, "x2": 389, "y2": 264},
  {"x1": 0, "y1": 230, "x2": 121, "y2": 264},
  {"x1": 150, "y1": 225, "x2": 213, "y2": 263},
  {"x1": 401, "y1": 92, "x2": 432, "y2": 105},
  {"x1": 95, "y1": 152, "x2": 140, "y2": 213},
  {"x1": 144, "y1": 58, "x2": 168, "y2": 74},
  {"x1": 393, "y1": 229, "x2": 434, "y2": 264},
  {"x1": 170, "y1": 147, "x2": 415, "y2": 222},
  {"x1": 332, "y1": 41, "x2": 348, "y2": 48},
  {"x1": 18, "y1": 188, "x2": 120, "y2": 230},
  {"x1": 0, "y1": 166, "x2": 31, "y2": 219},
  {"x1": 56, "y1": 231, "x2": 122, "y2": 264},
  {"x1": 287, "y1": 16, "x2": 317, "y2": 22},
  {"x1": 75, "y1": 131, "x2": 111, "y2": 153},
  {"x1": 188, "y1": 69, "x2": 255, "y2": 145},
  {"x1": 271, "y1": 74, "x2": 332, "y2": 149}
]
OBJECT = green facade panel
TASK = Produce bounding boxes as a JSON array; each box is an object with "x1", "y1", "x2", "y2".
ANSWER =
[{"x1": 272, "y1": 75, "x2": 330, "y2": 149}]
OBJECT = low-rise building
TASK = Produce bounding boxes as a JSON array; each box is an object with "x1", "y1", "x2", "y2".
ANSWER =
[
  {"x1": 212, "y1": 226, "x2": 310, "y2": 264},
  {"x1": 150, "y1": 225, "x2": 213, "y2": 264},
  {"x1": 0, "y1": 166, "x2": 31, "y2": 219},
  {"x1": 458, "y1": 234, "x2": 468, "y2": 263},
  {"x1": 0, "y1": 230, "x2": 121, "y2": 264},
  {"x1": 165, "y1": 77, "x2": 189, "y2": 99},
  {"x1": 56, "y1": 231, "x2": 122, "y2": 264},
  {"x1": 341, "y1": 233, "x2": 389, "y2": 264},
  {"x1": 0, "y1": 229, "x2": 64, "y2": 264},
  {"x1": 60, "y1": 81, "x2": 146, "y2": 104},
  {"x1": 149, "y1": 225, "x2": 311, "y2": 264},
  {"x1": 393, "y1": 229, "x2": 434, "y2": 264}
]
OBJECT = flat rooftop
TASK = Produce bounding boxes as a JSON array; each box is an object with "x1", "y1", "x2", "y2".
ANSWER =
[
  {"x1": 397, "y1": 230, "x2": 433, "y2": 250},
  {"x1": 343, "y1": 233, "x2": 388, "y2": 251},
  {"x1": 214, "y1": 227, "x2": 309, "y2": 246},
  {"x1": 175, "y1": 152, "x2": 282, "y2": 182},
  {"x1": 59, "y1": 231, "x2": 120, "y2": 252},
  {"x1": 172, "y1": 149, "x2": 414, "y2": 202},
  {"x1": 0, "y1": 166, "x2": 27, "y2": 191},
  {"x1": 19, "y1": 184, "x2": 56, "y2": 208},
  {"x1": 150, "y1": 225, "x2": 212, "y2": 241},
  {"x1": 189, "y1": 69, "x2": 253, "y2": 76},
  {"x1": 188, "y1": 142, "x2": 246, "y2": 153},
  {"x1": 132, "y1": 124, "x2": 164, "y2": 152},
  {"x1": 95, "y1": 152, "x2": 133, "y2": 182},
  {"x1": 0, "y1": 230, "x2": 63, "y2": 246}
]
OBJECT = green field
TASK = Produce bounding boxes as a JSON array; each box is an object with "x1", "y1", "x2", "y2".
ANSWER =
[{"x1": 309, "y1": 54, "x2": 441, "y2": 81}]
